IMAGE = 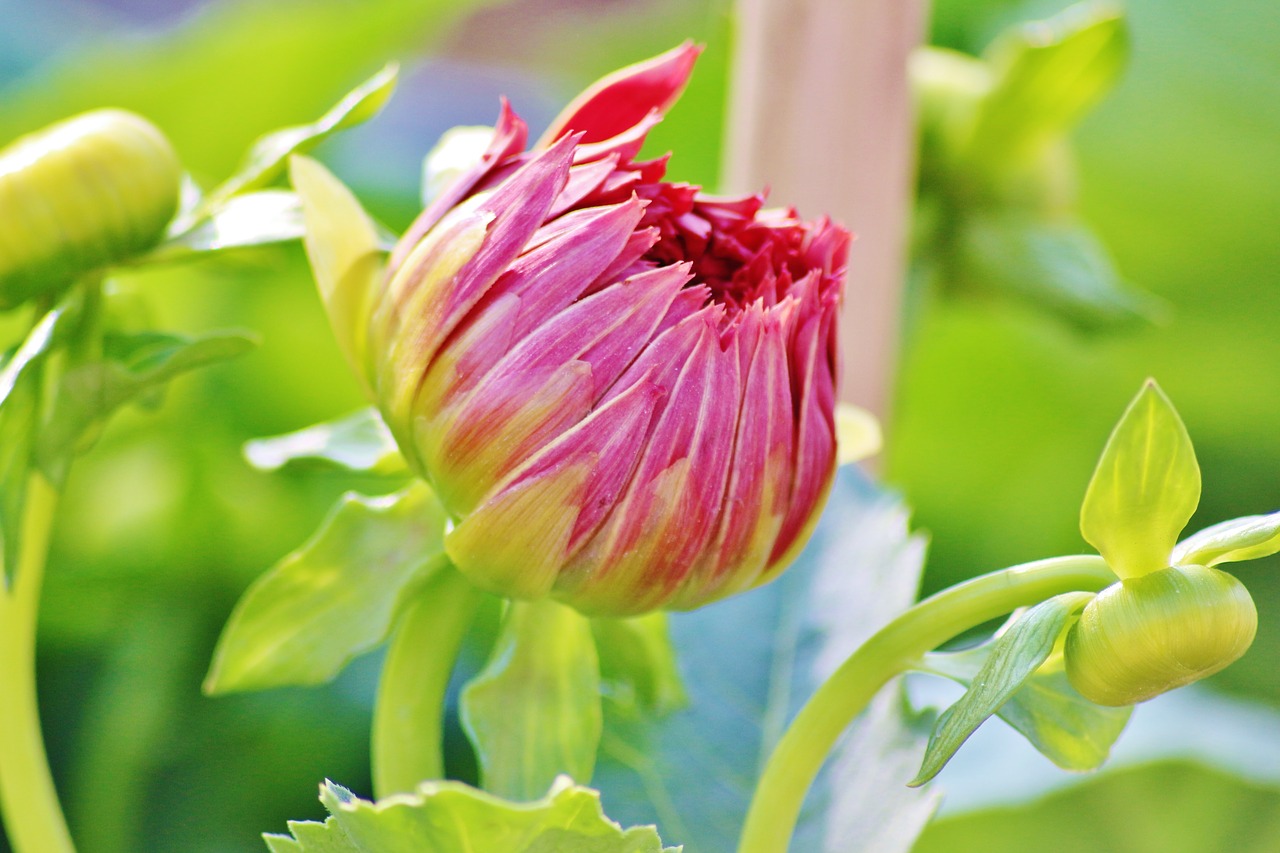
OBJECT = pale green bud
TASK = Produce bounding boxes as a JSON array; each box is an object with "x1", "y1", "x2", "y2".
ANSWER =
[
  {"x1": 1065, "y1": 564, "x2": 1257, "y2": 706},
  {"x1": 0, "y1": 109, "x2": 181, "y2": 307}
]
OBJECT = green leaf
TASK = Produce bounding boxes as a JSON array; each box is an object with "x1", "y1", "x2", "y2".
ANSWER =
[
  {"x1": 1172, "y1": 511, "x2": 1280, "y2": 567},
  {"x1": 914, "y1": 760, "x2": 1280, "y2": 853},
  {"x1": 956, "y1": 216, "x2": 1161, "y2": 332},
  {"x1": 146, "y1": 191, "x2": 307, "y2": 263},
  {"x1": 921, "y1": 634, "x2": 1131, "y2": 773},
  {"x1": 1080, "y1": 380, "x2": 1201, "y2": 578},
  {"x1": 461, "y1": 600, "x2": 603, "y2": 801},
  {"x1": 969, "y1": 2, "x2": 1128, "y2": 166},
  {"x1": 0, "y1": 297, "x2": 83, "y2": 585},
  {"x1": 911, "y1": 592, "x2": 1095, "y2": 786},
  {"x1": 36, "y1": 330, "x2": 257, "y2": 474},
  {"x1": 592, "y1": 613, "x2": 686, "y2": 715},
  {"x1": 204, "y1": 481, "x2": 447, "y2": 694},
  {"x1": 199, "y1": 64, "x2": 398, "y2": 215},
  {"x1": 266, "y1": 776, "x2": 678, "y2": 852},
  {"x1": 290, "y1": 154, "x2": 385, "y2": 393},
  {"x1": 244, "y1": 407, "x2": 407, "y2": 475}
]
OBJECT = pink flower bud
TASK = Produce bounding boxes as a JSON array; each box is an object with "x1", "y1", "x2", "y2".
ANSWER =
[{"x1": 340, "y1": 44, "x2": 848, "y2": 615}]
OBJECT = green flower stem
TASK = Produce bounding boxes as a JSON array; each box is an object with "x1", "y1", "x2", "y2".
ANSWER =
[
  {"x1": 372, "y1": 560, "x2": 486, "y2": 797},
  {"x1": 0, "y1": 473, "x2": 75, "y2": 853},
  {"x1": 737, "y1": 554, "x2": 1116, "y2": 853}
]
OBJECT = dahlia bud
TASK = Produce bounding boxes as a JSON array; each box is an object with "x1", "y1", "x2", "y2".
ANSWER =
[
  {"x1": 1065, "y1": 564, "x2": 1257, "y2": 706},
  {"x1": 296, "y1": 44, "x2": 849, "y2": 616},
  {"x1": 0, "y1": 110, "x2": 181, "y2": 307}
]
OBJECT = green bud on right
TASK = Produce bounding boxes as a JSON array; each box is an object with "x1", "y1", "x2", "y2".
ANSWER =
[
  {"x1": 1065, "y1": 564, "x2": 1257, "y2": 707},
  {"x1": 0, "y1": 109, "x2": 182, "y2": 308}
]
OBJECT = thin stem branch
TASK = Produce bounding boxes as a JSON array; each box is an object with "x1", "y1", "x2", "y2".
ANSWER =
[
  {"x1": 0, "y1": 473, "x2": 75, "y2": 853},
  {"x1": 736, "y1": 554, "x2": 1116, "y2": 853},
  {"x1": 372, "y1": 561, "x2": 485, "y2": 797}
]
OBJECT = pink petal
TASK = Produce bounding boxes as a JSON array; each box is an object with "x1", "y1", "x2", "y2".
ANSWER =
[
  {"x1": 537, "y1": 41, "x2": 701, "y2": 147},
  {"x1": 560, "y1": 312, "x2": 742, "y2": 614},
  {"x1": 766, "y1": 295, "x2": 839, "y2": 575},
  {"x1": 381, "y1": 135, "x2": 576, "y2": 397},
  {"x1": 389, "y1": 99, "x2": 528, "y2": 275},
  {"x1": 670, "y1": 306, "x2": 793, "y2": 607}
]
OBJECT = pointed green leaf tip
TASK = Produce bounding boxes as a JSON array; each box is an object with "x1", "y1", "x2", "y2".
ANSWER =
[
  {"x1": 1172, "y1": 510, "x2": 1280, "y2": 568},
  {"x1": 911, "y1": 592, "x2": 1095, "y2": 787},
  {"x1": 1081, "y1": 380, "x2": 1200, "y2": 578},
  {"x1": 264, "y1": 775, "x2": 680, "y2": 852},
  {"x1": 920, "y1": 613, "x2": 1130, "y2": 774}
]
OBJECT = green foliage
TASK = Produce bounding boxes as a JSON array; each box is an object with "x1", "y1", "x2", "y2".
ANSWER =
[
  {"x1": 1080, "y1": 380, "x2": 1200, "y2": 578},
  {"x1": 461, "y1": 600, "x2": 603, "y2": 801},
  {"x1": 914, "y1": 760, "x2": 1280, "y2": 853},
  {"x1": 204, "y1": 482, "x2": 447, "y2": 693},
  {"x1": 198, "y1": 64, "x2": 398, "y2": 215},
  {"x1": 592, "y1": 613, "x2": 687, "y2": 715},
  {"x1": 912, "y1": 1, "x2": 1148, "y2": 330},
  {"x1": 915, "y1": 593, "x2": 1129, "y2": 783},
  {"x1": 912, "y1": 593, "x2": 1094, "y2": 785},
  {"x1": 265, "y1": 776, "x2": 679, "y2": 853},
  {"x1": 968, "y1": 3, "x2": 1128, "y2": 169},
  {"x1": 38, "y1": 329, "x2": 257, "y2": 477},
  {"x1": 244, "y1": 407, "x2": 406, "y2": 475},
  {"x1": 1173, "y1": 511, "x2": 1280, "y2": 568}
]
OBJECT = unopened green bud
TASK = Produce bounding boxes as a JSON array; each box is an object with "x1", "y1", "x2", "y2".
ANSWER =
[
  {"x1": 0, "y1": 109, "x2": 181, "y2": 308},
  {"x1": 1065, "y1": 564, "x2": 1256, "y2": 706}
]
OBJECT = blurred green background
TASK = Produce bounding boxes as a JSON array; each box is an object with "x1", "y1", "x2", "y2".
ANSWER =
[{"x1": 2, "y1": 0, "x2": 1278, "y2": 850}]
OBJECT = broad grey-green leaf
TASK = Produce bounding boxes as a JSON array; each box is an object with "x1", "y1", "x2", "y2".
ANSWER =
[
  {"x1": 592, "y1": 613, "x2": 686, "y2": 715},
  {"x1": 922, "y1": 634, "x2": 1131, "y2": 772},
  {"x1": 969, "y1": 2, "x2": 1128, "y2": 166},
  {"x1": 36, "y1": 330, "x2": 257, "y2": 473},
  {"x1": 461, "y1": 600, "x2": 603, "y2": 801},
  {"x1": 200, "y1": 64, "x2": 398, "y2": 214},
  {"x1": 266, "y1": 776, "x2": 678, "y2": 853},
  {"x1": 1172, "y1": 511, "x2": 1280, "y2": 568},
  {"x1": 1080, "y1": 380, "x2": 1200, "y2": 579},
  {"x1": 911, "y1": 592, "x2": 1095, "y2": 786},
  {"x1": 204, "y1": 481, "x2": 447, "y2": 694},
  {"x1": 244, "y1": 407, "x2": 406, "y2": 475}
]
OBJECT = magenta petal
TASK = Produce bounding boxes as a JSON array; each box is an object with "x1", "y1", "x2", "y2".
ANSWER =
[
  {"x1": 390, "y1": 100, "x2": 528, "y2": 274},
  {"x1": 561, "y1": 313, "x2": 742, "y2": 614},
  {"x1": 767, "y1": 300, "x2": 838, "y2": 573},
  {"x1": 538, "y1": 41, "x2": 701, "y2": 147},
  {"x1": 466, "y1": 263, "x2": 691, "y2": 416},
  {"x1": 488, "y1": 198, "x2": 649, "y2": 343},
  {"x1": 548, "y1": 156, "x2": 621, "y2": 218},
  {"x1": 388, "y1": 135, "x2": 576, "y2": 385}
]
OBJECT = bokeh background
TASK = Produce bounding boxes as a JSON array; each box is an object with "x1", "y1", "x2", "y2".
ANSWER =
[{"x1": 2, "y1": 0, "x2": 1279, "y2": 850}]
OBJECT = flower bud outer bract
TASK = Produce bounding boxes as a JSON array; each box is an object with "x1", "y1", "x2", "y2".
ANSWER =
[
  {"x1": 301, "y1": 43, "x2": 849, "y2": 617},
  {"x1": 0, "y1": 109, "x2": 181, "y2": 308},
  {"x1": 1065, "y1": 565, "x2": 1257, "y2": 706}
]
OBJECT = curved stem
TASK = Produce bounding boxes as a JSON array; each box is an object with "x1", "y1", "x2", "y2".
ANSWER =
[
  {"x1": 372, "y1": 561, "x2": 485, "y2": 797},
  {"x1": 737, "y1": 554, "x2": 1116, "y2": 853},
  {"x1": 0, "y1": 473, "x2": 75, "y2": 853}
]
